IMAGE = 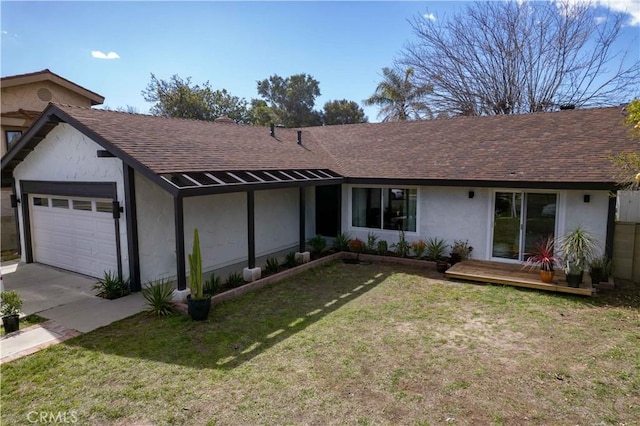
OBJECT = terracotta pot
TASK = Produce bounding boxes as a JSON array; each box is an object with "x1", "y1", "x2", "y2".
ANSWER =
[{"x1": 540, "y1": 270, "x2": 554, "y2": 283}]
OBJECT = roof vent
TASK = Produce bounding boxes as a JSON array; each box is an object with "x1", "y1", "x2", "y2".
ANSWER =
[
  {"x1": 297, "y1": 130, "x2": 302, "y2": 145},
  {"x1": 270, "y1": 123, "x2": 275, "y2": 137},
  {"x1": 214, "y1": 115, "x2": 235, "y2": 124},
  {"x1": 559, "y1": 104, "x2": 575, "y2": 110}
]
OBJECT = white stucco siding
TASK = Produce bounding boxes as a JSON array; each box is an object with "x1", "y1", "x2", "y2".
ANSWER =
[
  {"x1": 561, "y1": 190, "x2": 610, "y2": 257},
  {"x1": 421, "y1": 187, "x2": 490, "y2": 260},
  {"x1": 255, "y1": 188, "x2": 299, "y2": 256},
  {"x1": 13, "y1": 123, "x2": 128, "y2": 273},
  {"x1": 184, "y1": 192, "x2": 248, "y2": 273},
  {"x1": 135, "y1": 171, "x2": 175, "y2": 284}
]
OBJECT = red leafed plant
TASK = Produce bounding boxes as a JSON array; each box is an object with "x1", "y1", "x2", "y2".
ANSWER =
[
  {"x1": 348, "y1": 238, "x2": 364, "y2": 254},
  {"x1": 525, "y1": 236, "x2": 560, "y2": 272}
]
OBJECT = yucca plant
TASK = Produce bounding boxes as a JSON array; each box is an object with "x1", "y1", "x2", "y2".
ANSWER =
[
  {"x1": 425, "y1": 237, "x2": 448, "y2": 261},
  {"x1": 265, "y1": 257, "x2": 281, "y2": 275},
  {"x1": 204, "y1": 273, "x2": 221, "y2": 297},
  {"x1": 142, "y1": 278, "x2": 174, "y2": 316},
  {"x1": 332, "y1": 232, "x2": 352, "y2": 252},
  {"x1": 225, "y1": 272, "x2": 245, "y2": 289},
  {"x1": 283, "y1": 251, "x2": 300, "y2": 268},
  {"x1": 93, "y1": 271, "x2": 131, "y2": 300}
]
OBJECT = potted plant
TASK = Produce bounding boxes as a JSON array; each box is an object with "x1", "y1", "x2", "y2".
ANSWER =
[
  {"x1": 187, "y1": 228, "x2": 211, "y2": 321},
  {"x1": 557, "y1": 227, "x2": 599, "y2": 288},
  {"x1": 589, "y1": 255, "x2": 612, "y2": 286},
  {"x1": 1, "y1": 290, "x2": 23, "y2": 333},
  {"x1": 425, "y1": 237, "x2": 449, "y2": 272},
  {"x1": 449, "y1": 239, "x2": 473, "y2": 265},
  {"x1": 524, "y1": 236, "x2": 560, "y2": 283}
]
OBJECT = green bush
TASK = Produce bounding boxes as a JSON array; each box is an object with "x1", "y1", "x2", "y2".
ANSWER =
[
  {"x1": 93, "y1": 271, "x2": 131, "y2": 300},
  {"x1": 377, "y1": 240, "x2": 389, "y2": 255},
  {"x1": 308, "y1": 235, "x2": 327, "y2": 257},
  {"x1": 332, "y1": 232, "x2": 352, "y2": 252},
  {"x1": 265, "y1": 257, "x2": 281, "y2": 275},
  {"x1": 204, "y1": 273, "x2": 221, "y2": 296},
  {"x1": 142, "y1": 278, "x2": 174, "y2": 316},
  {"x1": 0, "y1": 290, "x2": 22, "y2": 316},
  {"x1": 225, "y1": 272, "x2": 245, "y2": 289},
  {"x1": 283, "y1": 251, "x2": 300, "y2": 268},
  {"x1": 391, "y1": 230, "x2": 411, "y2": 258},
  {"x1": 365, "y1": 232, "x2": 378, "y2": 254}
]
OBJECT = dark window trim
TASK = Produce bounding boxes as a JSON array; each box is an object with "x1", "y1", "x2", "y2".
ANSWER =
[{"x1": 5, "y1": 129, "x2": 23, "y2": 151}]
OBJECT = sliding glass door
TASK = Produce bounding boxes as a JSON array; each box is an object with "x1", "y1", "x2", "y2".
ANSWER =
[{"x1": 492, "y1": 192, "x2": 557, "y2": 261}]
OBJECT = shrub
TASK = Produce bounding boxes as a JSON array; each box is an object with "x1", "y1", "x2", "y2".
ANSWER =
[
  {"x1": 204, "y1": 273, "x2": 221, "y2": 296},
  {"x1": 225, "y1": 272, "x2": 245, "y2": 289},
  {"x1": 308, "y1": 235, "x2": 327, "y2": 257},
  {"x1": 391, "y1": 230, "x2": 411, "y2": 258},
  {"x1": 265, "y1": 257, "x2": 281, "y2": 275},
  {"x1": 365, "y1": 232, "x2": 378, "y2": 254},
  {"x1": 0, "y1": 290, "x2": 22, "y2": 316},
  {"x1": 451, "y1": 239, "x2": 473, "y2": 260},
  {"x1": 411, "y1": 240, "x2": 427, "y2": 258},
  {"x1": 425, "y1": 237, "x2": 448, "y2": 261},
  {"x1": 376, "y1": 240, "x2": 389, "y2": 255},
  {"x1": 348, "y1": 238, "x2": 364, "y2": 253},
  {"x1": 283, "y1": 251, "x2": 300, "y2": 268},
  {"x1": 142, "y1": 278, "x2": 174, "y2": 316},
  {"x1": 332, "y1": 232, "x2": 352, "y2": 252},
  {"x1": 93, "y1": 271, "x2": 131, "y2": 300}
]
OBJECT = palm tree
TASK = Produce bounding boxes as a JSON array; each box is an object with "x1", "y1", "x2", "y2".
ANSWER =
[{"x1": 363, "y1": 67, "x2": 433, "y2": 122}]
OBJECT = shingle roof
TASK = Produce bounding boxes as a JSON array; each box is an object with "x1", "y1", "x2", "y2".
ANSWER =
[
  {"x1": 306, "y1": 106, "x2": 636, "y2": 184},
  {"x1": 2, "y1": 103, "x2": 636, "y2": 188},
  {"x1": 52, "y1": 104, "x2": 337, "y2": 174}
]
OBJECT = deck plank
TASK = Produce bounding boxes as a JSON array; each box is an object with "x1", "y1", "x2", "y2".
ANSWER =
[{"x1": 445, "y1": 260, "x2": 595, "y2": 296}]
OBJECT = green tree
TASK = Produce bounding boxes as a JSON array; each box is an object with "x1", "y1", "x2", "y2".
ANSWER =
[
  {"x1": 363, "y1": 67, "x2": 432, "y2": 122},
  {"x1": 256, "y1": 73, "x2": 323, "y2": 127},
  {"x1": 322, "y1": 100, "x2": 368, "y2": 125},
  {"x1": 142, "y1": 73, "x2": 249, "y2": 123},
  {"x1": 612, "y1": 99, "x2": 640, "y2": 190},
  {"x1": 247, "y1": 99, "x2": 276, "y2": 126}
]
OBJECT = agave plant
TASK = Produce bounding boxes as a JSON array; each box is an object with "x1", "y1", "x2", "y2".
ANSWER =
[{"x1": 557, "y1": 227, "x2": 599, "y2": 275}]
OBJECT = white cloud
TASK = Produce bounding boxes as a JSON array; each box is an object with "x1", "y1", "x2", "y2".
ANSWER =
[
  {"x1": 560, "y1": 0, "x2": 640, "y2": 26},
  {"x1": 599, "y1": 0, "x2": 640, "y2": 25},
  {"x1": 423, "y1": 12, "x2": 436, "y2": 21},
  {"x1": 91, "y1": 50, "x2": 120, "y2": 60}
]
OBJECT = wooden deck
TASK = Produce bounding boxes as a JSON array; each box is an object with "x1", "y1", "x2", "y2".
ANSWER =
[{"x1": 445, "y1": 260, "x2": 596, "y2": 296}]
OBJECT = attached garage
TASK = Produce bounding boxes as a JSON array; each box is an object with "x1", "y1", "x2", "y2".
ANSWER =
[{"x1": 30, "y1": 194, "x2": 117, "y2": 278}]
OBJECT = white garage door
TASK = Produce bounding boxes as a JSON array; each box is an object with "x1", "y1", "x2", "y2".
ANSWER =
[{"x1": 30, "y1": 195, "x2": 117, "y2": 278}]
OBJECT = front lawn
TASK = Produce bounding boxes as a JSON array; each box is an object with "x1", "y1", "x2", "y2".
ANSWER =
[{"x1": 1, "y1": 261, "x2": 639, "y2": 425}]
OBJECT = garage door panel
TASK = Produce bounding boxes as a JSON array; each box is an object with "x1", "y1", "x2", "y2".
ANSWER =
[{"x1": 31, "y1": 195, "x2": 118, "y2": 278}]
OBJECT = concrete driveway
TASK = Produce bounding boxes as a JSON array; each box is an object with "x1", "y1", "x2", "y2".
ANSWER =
[{"x1": 1, "y1": 262, "x2": 145, "y2": 333}]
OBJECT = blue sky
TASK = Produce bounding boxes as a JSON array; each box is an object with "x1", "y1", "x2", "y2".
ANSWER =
[{"x1": 2, "y1": 1, "x2": 639, "y2": 122}]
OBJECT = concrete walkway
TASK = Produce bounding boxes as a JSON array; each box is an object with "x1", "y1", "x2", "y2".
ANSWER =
[{"x1": 1, "y1": 262, "x2": 145, "y2": 364}]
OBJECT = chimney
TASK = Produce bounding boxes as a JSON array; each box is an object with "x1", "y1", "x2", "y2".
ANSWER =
[
  {"x1": 297, "y1": 130, "x2": 302, "y2": 145},
  {"x1": 270, "y1": 123, "x2": 275, "y2": 137},
  {"x1": 560, "y1": 104, "x2": 575, "y2": 110}
]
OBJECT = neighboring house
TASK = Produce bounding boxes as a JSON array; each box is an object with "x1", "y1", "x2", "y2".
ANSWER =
[
  {"x1": 0, "y1": 103, "x2": 635, "y2": 291},
  {"x1": 0, "y1": 70, "x2": 104, "y2": 253}
]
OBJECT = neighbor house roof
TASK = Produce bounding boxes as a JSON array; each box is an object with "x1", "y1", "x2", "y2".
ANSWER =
[
  {"x1": 1, "y1": 69, "x2": 105, "y2": 105},
  {"x1": 1, "y1": 103, "x2": 636, "y2": 193},
  {"x1": 306, "y1": 106, "x2": 635, "y2": 187}
]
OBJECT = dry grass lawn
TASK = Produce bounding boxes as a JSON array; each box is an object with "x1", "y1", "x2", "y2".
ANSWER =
[{"x1": 1, "y1": 261, "x2": 639, "y2": 425}]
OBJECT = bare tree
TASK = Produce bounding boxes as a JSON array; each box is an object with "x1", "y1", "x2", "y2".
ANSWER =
[{"x1": 401, "y1": 0, "x2": 640, "y2": 116}]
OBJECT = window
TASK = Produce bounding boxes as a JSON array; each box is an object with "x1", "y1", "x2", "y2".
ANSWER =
[
  {"x1": 352, "y1": 187, "x2": 417, "y2": 232},
  {"x1": 33, "y1": 197, "x2": 48, "y2": 207},
  {"x1": 95, "y1": 201, "x2": 113, "y2": 214},
  {"x1": 72, "y1": 200, "x2": 92, "y2": 211},
  {"x1": 5, "y1": 130, "x2": 22, "y2": 150},
  {"x1": 51, "y1": 198, "x2": 69, "y2": 209}
]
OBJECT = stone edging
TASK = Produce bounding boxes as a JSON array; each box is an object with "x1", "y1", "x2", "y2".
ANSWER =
[
  {"x1": 173, "y1": 252, "x2": 440, "y2": 315},
  {"x1": 0, "y1": 320, "x2": 81, "y2": 365}
]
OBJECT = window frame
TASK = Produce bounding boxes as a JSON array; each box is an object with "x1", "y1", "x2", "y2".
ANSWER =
[{"x1": 350, "y1": 185, "x2": 419, "y2": 233}]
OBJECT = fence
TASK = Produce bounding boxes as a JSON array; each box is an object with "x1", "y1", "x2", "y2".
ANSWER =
[{"x1": 612, "y1": 222, "x2": 640, "y2": 283}]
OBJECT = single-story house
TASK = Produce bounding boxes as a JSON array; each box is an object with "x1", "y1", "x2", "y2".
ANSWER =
[{"x1": 0, "y1": 103, "x2": 635, "y2": 291}]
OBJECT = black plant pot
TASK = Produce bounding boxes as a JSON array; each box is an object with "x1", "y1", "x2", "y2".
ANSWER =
[
  {"x1": 187, "y1": 295, "x2": 211, "y2": 321},
  {"x1": 449, "y1": 253, "x2": 461, "y2": 266},
  {"x1": 436, "y1": 261, "x2": 448, "y2": 273},
  {"x1": 590, "y1": 268, "x2": 606, "y2": 286},
  {"x1": 2, "y1": 314, "x2": 20, "y2": 333},
  {"x1": 566, "y1": 272, "x2": 583, "y2": 288}
]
